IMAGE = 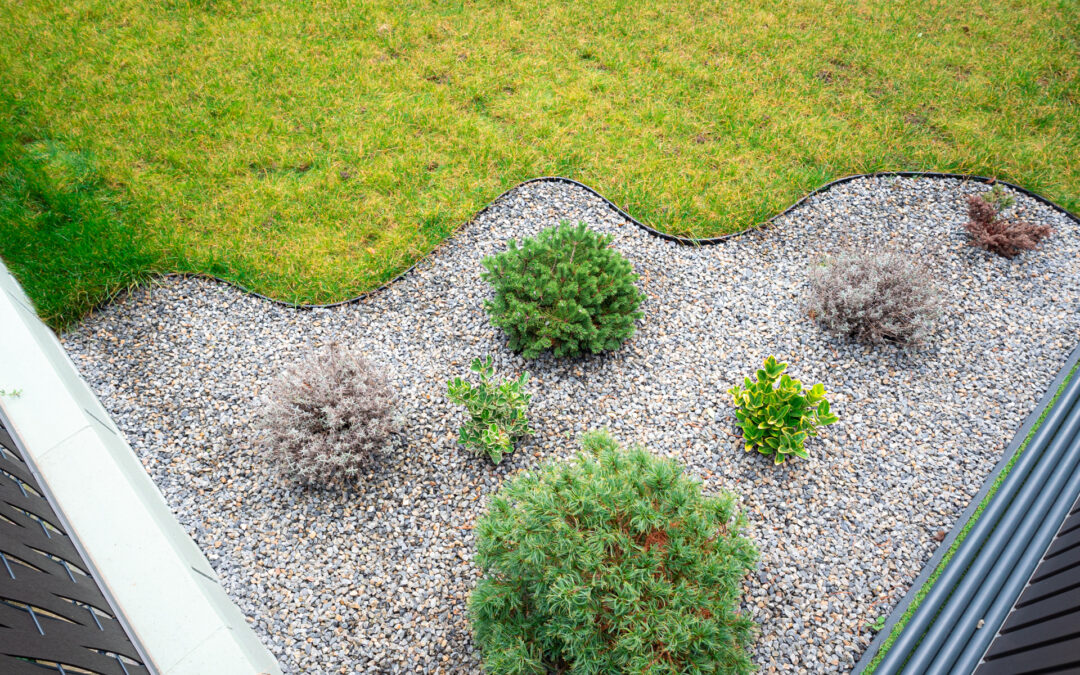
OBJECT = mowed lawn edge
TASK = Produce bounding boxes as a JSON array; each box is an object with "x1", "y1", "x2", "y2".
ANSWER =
[{"x1": 1, "y1": 0, "x2": 1078, "y2": 329}]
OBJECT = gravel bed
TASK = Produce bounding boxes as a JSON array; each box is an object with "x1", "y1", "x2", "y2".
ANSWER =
[{"x1": 62, "y1": 176, "x2": 1080, "y2": 673}]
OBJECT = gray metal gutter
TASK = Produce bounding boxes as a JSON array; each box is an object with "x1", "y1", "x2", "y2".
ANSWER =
[{"x1": 861, "y1": 343, "x2": 1080, "y2": 674}]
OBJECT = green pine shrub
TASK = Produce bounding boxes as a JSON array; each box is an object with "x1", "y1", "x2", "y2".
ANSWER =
[
  {"x1": 447, "y1": 356, "x2": 532, "y2": 464},
  {"x1": 728, "y1": 356, "x2": 838, "y2": 465},
  {"x1": 482, "y1": 222, "x2": 645, "y2": 359},
  {"x1": 982, "y1": 184, "x2": 1016, "y2": 211},
  {"x1": 470, "y1": 430, "x2": 758, "y2": 674}
]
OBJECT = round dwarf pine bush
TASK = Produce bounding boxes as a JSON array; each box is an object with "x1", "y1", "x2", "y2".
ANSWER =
[
  {"x1": 808, "y1": 249, "x2": 941, "y2": 346},
  {"x1": 259, "y1": 345, "x2": 398, "y2": 485},
  {"x1": 469, "y1": 431, "x2": 758, "y2": 675},
  {"x1": 482, "y1": 221, "x2": 644, "y2": 359}
]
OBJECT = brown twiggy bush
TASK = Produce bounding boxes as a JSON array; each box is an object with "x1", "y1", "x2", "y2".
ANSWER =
[
  {"x1": 963, "y1": 192, "x2": 1052, "y2": 259},
  {"x1": 808, "y1": 249, "x2": 941, "y2": 346},
  {"x1": 260, "y1": 344, "x2": 398, "y2": 485}
]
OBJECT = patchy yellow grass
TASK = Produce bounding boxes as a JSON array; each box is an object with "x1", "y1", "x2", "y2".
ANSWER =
[{"x1": 1, "y1": 0, "x2": 1077, "y2": 318}]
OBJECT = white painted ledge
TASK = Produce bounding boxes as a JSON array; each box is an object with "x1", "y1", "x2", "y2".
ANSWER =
[{"x1": 0, "y1": 261, "x2": 282, "y2": 675}]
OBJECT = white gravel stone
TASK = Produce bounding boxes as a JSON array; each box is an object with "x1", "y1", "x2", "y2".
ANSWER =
[{"x1": 61, "y1": 176, "x2": 1080, "y2": 673}]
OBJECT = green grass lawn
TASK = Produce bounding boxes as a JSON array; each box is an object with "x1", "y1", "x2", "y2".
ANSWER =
[{"x1": 1, "y1": 0, "x2": 1078, "y2": 328}]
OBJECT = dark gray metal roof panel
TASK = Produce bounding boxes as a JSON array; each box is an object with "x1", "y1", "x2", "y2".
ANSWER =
[{"x1": 0, "y1": 418, "x2": 149, "y2": 675}]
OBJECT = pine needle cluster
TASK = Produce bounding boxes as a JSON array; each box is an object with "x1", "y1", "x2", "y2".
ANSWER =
[
  {"x1": 470, "y1": 430, "x2": 758, "y2": 674},
  {"x1": 482, "y1": 222, "x2": 644, "y2": 359}
]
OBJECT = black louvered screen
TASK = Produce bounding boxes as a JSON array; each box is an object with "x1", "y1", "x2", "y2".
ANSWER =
[
  {"x1": 0, "y1": 421, "x2": 150, "y2": 675},
  {"x1": 975, "y1": 494, "x2": 1080, "y2": 674}
]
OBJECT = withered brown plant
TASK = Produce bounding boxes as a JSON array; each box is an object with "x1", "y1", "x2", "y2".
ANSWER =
[{"x1": 963, "y1": 192, "x2": 1052, "y2": 259}]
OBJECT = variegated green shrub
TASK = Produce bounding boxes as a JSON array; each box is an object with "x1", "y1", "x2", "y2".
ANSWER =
[
  {"x1": 447, "y1": 356, "x2": 532, "y2": 464},
  {"x1": 728, "y1": 356, "x2": 837, "y2": 465}
]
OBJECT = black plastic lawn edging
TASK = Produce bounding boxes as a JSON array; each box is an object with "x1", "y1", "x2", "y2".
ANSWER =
[
  {"x1": 855, "y1": 342, "x2": 1080, "y2": 674},
  {"x1": 163, "y1": 171, "x2": 1080, "y2": 311}
]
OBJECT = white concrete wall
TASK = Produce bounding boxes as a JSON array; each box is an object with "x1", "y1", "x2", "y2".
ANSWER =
[{"x1": 0, "y1": 261, "x2": 282, "y2": 675}]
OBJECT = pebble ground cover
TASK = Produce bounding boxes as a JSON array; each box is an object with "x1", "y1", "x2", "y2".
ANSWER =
[
  {"x1": 3, "y1": 0, "x2": 1080, "y2": 328},
  {"x1": 62, "y1": 176, "x2": 1080, "y2": 672}
]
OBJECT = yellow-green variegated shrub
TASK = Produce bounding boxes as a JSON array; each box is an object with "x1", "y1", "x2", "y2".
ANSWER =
[{"x1": 728, "y1": 356, "x2": 837, "y2": 465}]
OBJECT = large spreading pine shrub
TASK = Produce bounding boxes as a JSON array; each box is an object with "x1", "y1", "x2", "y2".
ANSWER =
[
  {"x1": 259, "y1": 345, "x2": 398, "y2": 485},
  {"x1": 470, "y1": 430, "x2": 758, "y2": 674},
  {"x1": 482, "y1": 222, "x2": 644, "y2": 359}
]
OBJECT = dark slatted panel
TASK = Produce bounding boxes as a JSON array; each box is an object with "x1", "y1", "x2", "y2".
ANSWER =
[
  {"x1": 1044, "y1": 520, "x2": 1080, "y2": 559},
  {"x1": 975, "y1": 635, "x2": 1080, "y2": 675},
  {"x1": 1013, "y1": 565, "x2": 1080, "y2": 608},
  {"x1": 1029, "y1": 545, "x2": 1080, "y2": 584},
  {"x1": 976, "y1": 494, "x2": 1080, "y2": 675},
  {"x1": 983, "y1": 606, "x2": 1080, "y2": 657},
  {"x1": 0, "y1": 420, "x2": 149, "y2": 675},
  {"x1": 1004, "y1": 584, "x2": 1080, "y2": 630}
]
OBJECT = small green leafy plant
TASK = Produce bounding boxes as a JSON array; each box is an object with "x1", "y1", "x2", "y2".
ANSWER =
[
  {"x1": 482, "y1": 221, "x2": 645, "y2": 359},
  {"x1": 447, "y1": 356, "x2": 532, "y2": 464},
  {"x1": 470, "y1": 430, "x2": 757, "y2": 674},
  {"x1": 728, "y1": 356, "x2": 838, "y2": 465},
  {"x1": 983, "y1": 183, "x2": 1016, "y2": 211},
  {"x1": 0, "y1": 388, "x2": 22, "y2": 398}
]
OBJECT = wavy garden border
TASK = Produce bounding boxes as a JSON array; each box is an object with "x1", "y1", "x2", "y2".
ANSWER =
[{"x1": 159, "y1": 171, "x2": 1080, "y2": 310}]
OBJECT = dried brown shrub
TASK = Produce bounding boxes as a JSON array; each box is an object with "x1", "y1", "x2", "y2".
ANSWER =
[
  {"x1": 963, "y1": 193, "x2": 1052, "y2": 259},
  {"x1": 259, "y1": 344, "x2": 398, "y2": 485}
]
